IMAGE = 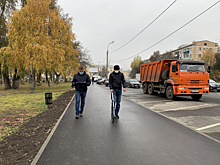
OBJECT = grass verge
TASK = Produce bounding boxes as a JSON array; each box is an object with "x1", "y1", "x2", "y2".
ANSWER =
[{"x1": 0, "y1": 82, "x2": 72, "y2": 140}]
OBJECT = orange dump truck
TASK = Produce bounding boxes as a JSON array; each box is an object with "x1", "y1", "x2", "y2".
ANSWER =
[{"x1": 140, "y1": 59, "x2": 209, "y2": 100}]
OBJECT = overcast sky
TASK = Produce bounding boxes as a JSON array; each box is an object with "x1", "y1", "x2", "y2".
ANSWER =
[{"x1": 58, "y1": 0, "x2": 220, "y2": 70}]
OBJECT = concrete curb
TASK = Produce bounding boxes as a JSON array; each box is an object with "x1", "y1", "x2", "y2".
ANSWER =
[{"x1": 31, "y1": 94, "x2": 75, "y2": 165}]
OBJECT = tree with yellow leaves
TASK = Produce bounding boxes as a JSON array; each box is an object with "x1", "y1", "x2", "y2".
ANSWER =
[
  {"x1": 201, "y1": 49, "x2": 217, "y2": 79},
  {"x1": 201, "y1": 49, "x2": 216, "y2": 67},
  {"x1": 130, "y1": 55, "x2": 143, "y2": 78},
  {"x1": 1, "y1": 0, "x2": 78, "y2": 92}
]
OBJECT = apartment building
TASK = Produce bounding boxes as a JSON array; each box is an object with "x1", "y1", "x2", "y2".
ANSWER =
[{"x1": 172, "y1": 40, "x2": 219, "y2": 60}]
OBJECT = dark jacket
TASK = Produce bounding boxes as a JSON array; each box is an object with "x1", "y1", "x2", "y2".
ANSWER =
[
  {"x1": 109, "y1": 71, "x2": 126, "y2": 90},
  {"x1": 72, "y1": 72, "x2": 91, "y2": 92}
]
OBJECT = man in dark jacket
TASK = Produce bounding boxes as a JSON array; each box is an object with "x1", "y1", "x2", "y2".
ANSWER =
[
  {"x1": 72, "y1": 65, "x2": 91, "y2": 119},
  {"x1": 109, "y1": 65, "x2": 126, "y2": 119}
]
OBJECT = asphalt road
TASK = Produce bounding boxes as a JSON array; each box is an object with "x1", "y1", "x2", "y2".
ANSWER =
[
  {"x1": 37, "y1": 84, "x2": 220, "y2": 165},
  {"x1": 124, "y1": 87, "x2": 220, "y2": 142}
]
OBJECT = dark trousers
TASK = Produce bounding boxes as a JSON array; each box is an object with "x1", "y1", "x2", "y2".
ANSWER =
[
  {"x1": 113, "y1": 89, "x2": 122, "y2": 115},
  {"x1": 75, "y1": 90, "x2": 87, "y2": 115}
]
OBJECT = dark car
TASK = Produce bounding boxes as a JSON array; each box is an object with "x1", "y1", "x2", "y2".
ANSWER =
[
  {"x1": 209, "y1": 79, "x2": 220, "y2": 91},
  {"x1": 126, "y1": 79, "x2": 140, "y2": 88},
  {"x1": 104, "y1": 79, "x2": 109, "y2": 86}
]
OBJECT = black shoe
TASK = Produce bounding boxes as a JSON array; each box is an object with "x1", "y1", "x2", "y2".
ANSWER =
[
  {"x1": 115, "y1": 114, "x2": 119, "y2": 119},
  {"x1": 75, "y1": 115, "x2": 79, "y2": 119}
]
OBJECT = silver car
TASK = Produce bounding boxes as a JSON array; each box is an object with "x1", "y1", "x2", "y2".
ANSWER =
[
  {"x1": 126, "y1": 79, "x2": 141, "y2": 88},
  {"x1": 209, "y1": 79, "x2": 220, "y2": 91}
]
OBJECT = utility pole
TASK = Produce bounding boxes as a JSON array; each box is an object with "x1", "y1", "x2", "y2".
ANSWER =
[
  {"x1": 208, "y1": 48, "x2": 211, "y2": 66},
  {"x1": 208, "y1": 48, "x2": 211, "y2": 77},
  {"x1": 106, "y1": 41, "x2": 114, "y2": 78}
]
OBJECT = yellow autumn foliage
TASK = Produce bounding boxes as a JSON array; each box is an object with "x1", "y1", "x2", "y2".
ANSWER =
[
  {"x1": 201, "y1": 49, "x2": 216, "y2": 67},
  {"x1": 1, "y1": 0, "x2": 78, "y2": 75},
  {"x1": 130, "y1": 55, "x2": 142, "y2": 70}
]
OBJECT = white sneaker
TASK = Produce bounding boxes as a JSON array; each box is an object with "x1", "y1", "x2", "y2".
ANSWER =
[{"x1": 80, "y1": 114, "x2": 83, "y2": 117}]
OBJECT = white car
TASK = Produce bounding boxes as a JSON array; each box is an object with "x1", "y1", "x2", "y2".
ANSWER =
[{"x1": 93, "y1": 76, "x2": 101, "y2": 82}]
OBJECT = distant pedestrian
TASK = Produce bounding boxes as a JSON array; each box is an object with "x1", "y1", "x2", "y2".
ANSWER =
[
  {"x1": 109, "y1": 65, "x2": 126, "y2": 119},
  {"x1": 92, "y1": 76, "x2": 94, "y2": 84},
  {"x1": 72, "y1": 65, "x2": 91, "y2": 119}
]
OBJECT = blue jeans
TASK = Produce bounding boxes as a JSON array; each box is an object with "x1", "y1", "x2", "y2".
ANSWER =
[
  {"x1": 113, "y1": 89, "x2": 122, "y2": 115},
  {"x1": 75, "y1": 90, "x2": 87, "y2": 115}
]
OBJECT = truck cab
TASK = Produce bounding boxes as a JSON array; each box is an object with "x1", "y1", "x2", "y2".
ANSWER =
[{"x1": 166, "y1": 60, "x2": 209, "y2": 100}]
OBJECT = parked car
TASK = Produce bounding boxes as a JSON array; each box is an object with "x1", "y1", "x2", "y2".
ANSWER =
[
  {"x1": 97, "y1": 78, "x2": 105, "y2": 84},
  {"x1": 92, "y1": 76, "x2": 101, "y2": 82},
  {"x1": 104, "y1": 79, "x2": 109, "y2": 87},
  {"x1": 209, "y1": 79, "x2": 220, "y2": 91},
  {"x1": 126, "y1": 79, "x2": 141, "y2": 88}
]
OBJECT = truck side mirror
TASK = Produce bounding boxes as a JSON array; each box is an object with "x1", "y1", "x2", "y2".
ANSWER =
[{"x1": 207, "y1": 65, "x2": 210, "y2": 73}]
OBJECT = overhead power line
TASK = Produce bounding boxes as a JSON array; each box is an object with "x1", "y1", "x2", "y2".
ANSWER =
[
  {"x1": 114, "y1": 0, "x2": 220, "y2": 62},
  {"x1": 110, "y1": 0, "x2": 177, "y2": 53}
]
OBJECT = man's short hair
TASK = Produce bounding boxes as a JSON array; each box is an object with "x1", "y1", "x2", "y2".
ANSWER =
[{"x1": 78, "y1": 65, "x2": 84, "y2": 70}]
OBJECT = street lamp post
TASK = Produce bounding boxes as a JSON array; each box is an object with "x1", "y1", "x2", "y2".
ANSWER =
[
  {"x1": 208, "y1": 48, "x2": 211, "y2": 66},
  {"x1": 206, "y1": 48, "x2": 211, "y2": 77},
  {"x1": 106, "y1": 41, "x2": 114, "y2": 78}
]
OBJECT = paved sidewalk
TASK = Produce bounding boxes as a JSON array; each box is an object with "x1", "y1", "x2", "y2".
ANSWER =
[{"x1": 36, "y1": 84, "x2": 220, "y2": 165}]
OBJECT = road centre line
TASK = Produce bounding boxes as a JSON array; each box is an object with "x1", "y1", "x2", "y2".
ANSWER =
[
  {"x1": 196, "y1": 123, "x2": 220, "y2": 131},
  {"x1": 160, "y1": 103, "x2": 219, "y2": 112}
]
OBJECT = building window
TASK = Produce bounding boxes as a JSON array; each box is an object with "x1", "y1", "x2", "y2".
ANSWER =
[
  {"x1": 198, "y1": 54, "x2": 201, "y2": 58},
  {"x1": 183, "y1": 54, "x2": 189, "y2": 59},
  {"x1": 199, "y1": 47, "x2": 201, "y2": 51},
  {"x1": 204, "y1": 43, "x2": 207, "y2": 46},
  {"x1": 190, "y1": 54, "x2": 192, "y2": 58}
]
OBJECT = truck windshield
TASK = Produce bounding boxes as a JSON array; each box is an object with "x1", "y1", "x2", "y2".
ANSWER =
[{"x1": 179, "y1": 64, "x2": 206, "y2": 72}]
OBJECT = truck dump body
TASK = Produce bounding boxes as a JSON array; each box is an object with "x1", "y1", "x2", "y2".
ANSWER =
[{"x1": 140, "y1": 59, "x2": 177, "y2": 82}]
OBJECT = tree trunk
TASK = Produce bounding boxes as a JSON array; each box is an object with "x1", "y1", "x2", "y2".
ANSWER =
[
  {"x1": 50, "y1": 73, "x2": 53, "y2": 89},
  {"x1": 37, "y1": 72, "x2": 41, "y2": 83},
  {"x1": 30, "y1": 65, "x2": 34, "y2": 93},
  {"x1": 64, "y1": 76, "x2": 67, "y2": 83},
  {"x1": 12, "y1": 69, "x2": 20, "y2": 89},
  {"x1": 54, "y1": 72, "x2": 60, "y2": 84},
  {"x1": 0, "y1": 72, "x2": 3, "y2": 85},
  {"x1": 3, "y1": 73, "x2": 11, "y2": 90},
  {"x1": 33, "y1": 71, "x2": 36, "y2": 87},
  {"x1": 46, "y1": 72, "x2": 50, "y2": 87}
]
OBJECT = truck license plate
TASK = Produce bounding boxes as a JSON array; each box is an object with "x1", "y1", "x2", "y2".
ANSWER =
[{"x1": 192, "y1": 90, "x2": 199, "y2": 93}]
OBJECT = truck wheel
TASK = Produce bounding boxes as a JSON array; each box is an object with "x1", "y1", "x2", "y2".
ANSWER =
[
  {"x1": 148, "y1": 83, "x2": 154, "y2": 95},
  {"x1": 191, "y1": 94, "x2": 202, "y2": 100},
  {"x1": 143, "y1": 84, "x2": 148, "y2": 94},
  {"x1": 166, "y1": 86, "x2": 174, "y2": 100}
]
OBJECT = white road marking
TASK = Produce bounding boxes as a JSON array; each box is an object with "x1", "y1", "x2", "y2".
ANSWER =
[
  {"x1": 159, "y1": 104, "x2": 219, "y2": 112},
  {"x1": 196, "y1": 123, "x2": 220, "y2": 131},
  {"x1": 130, "y1": 99, "x2": 170, "y2": 104}
]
